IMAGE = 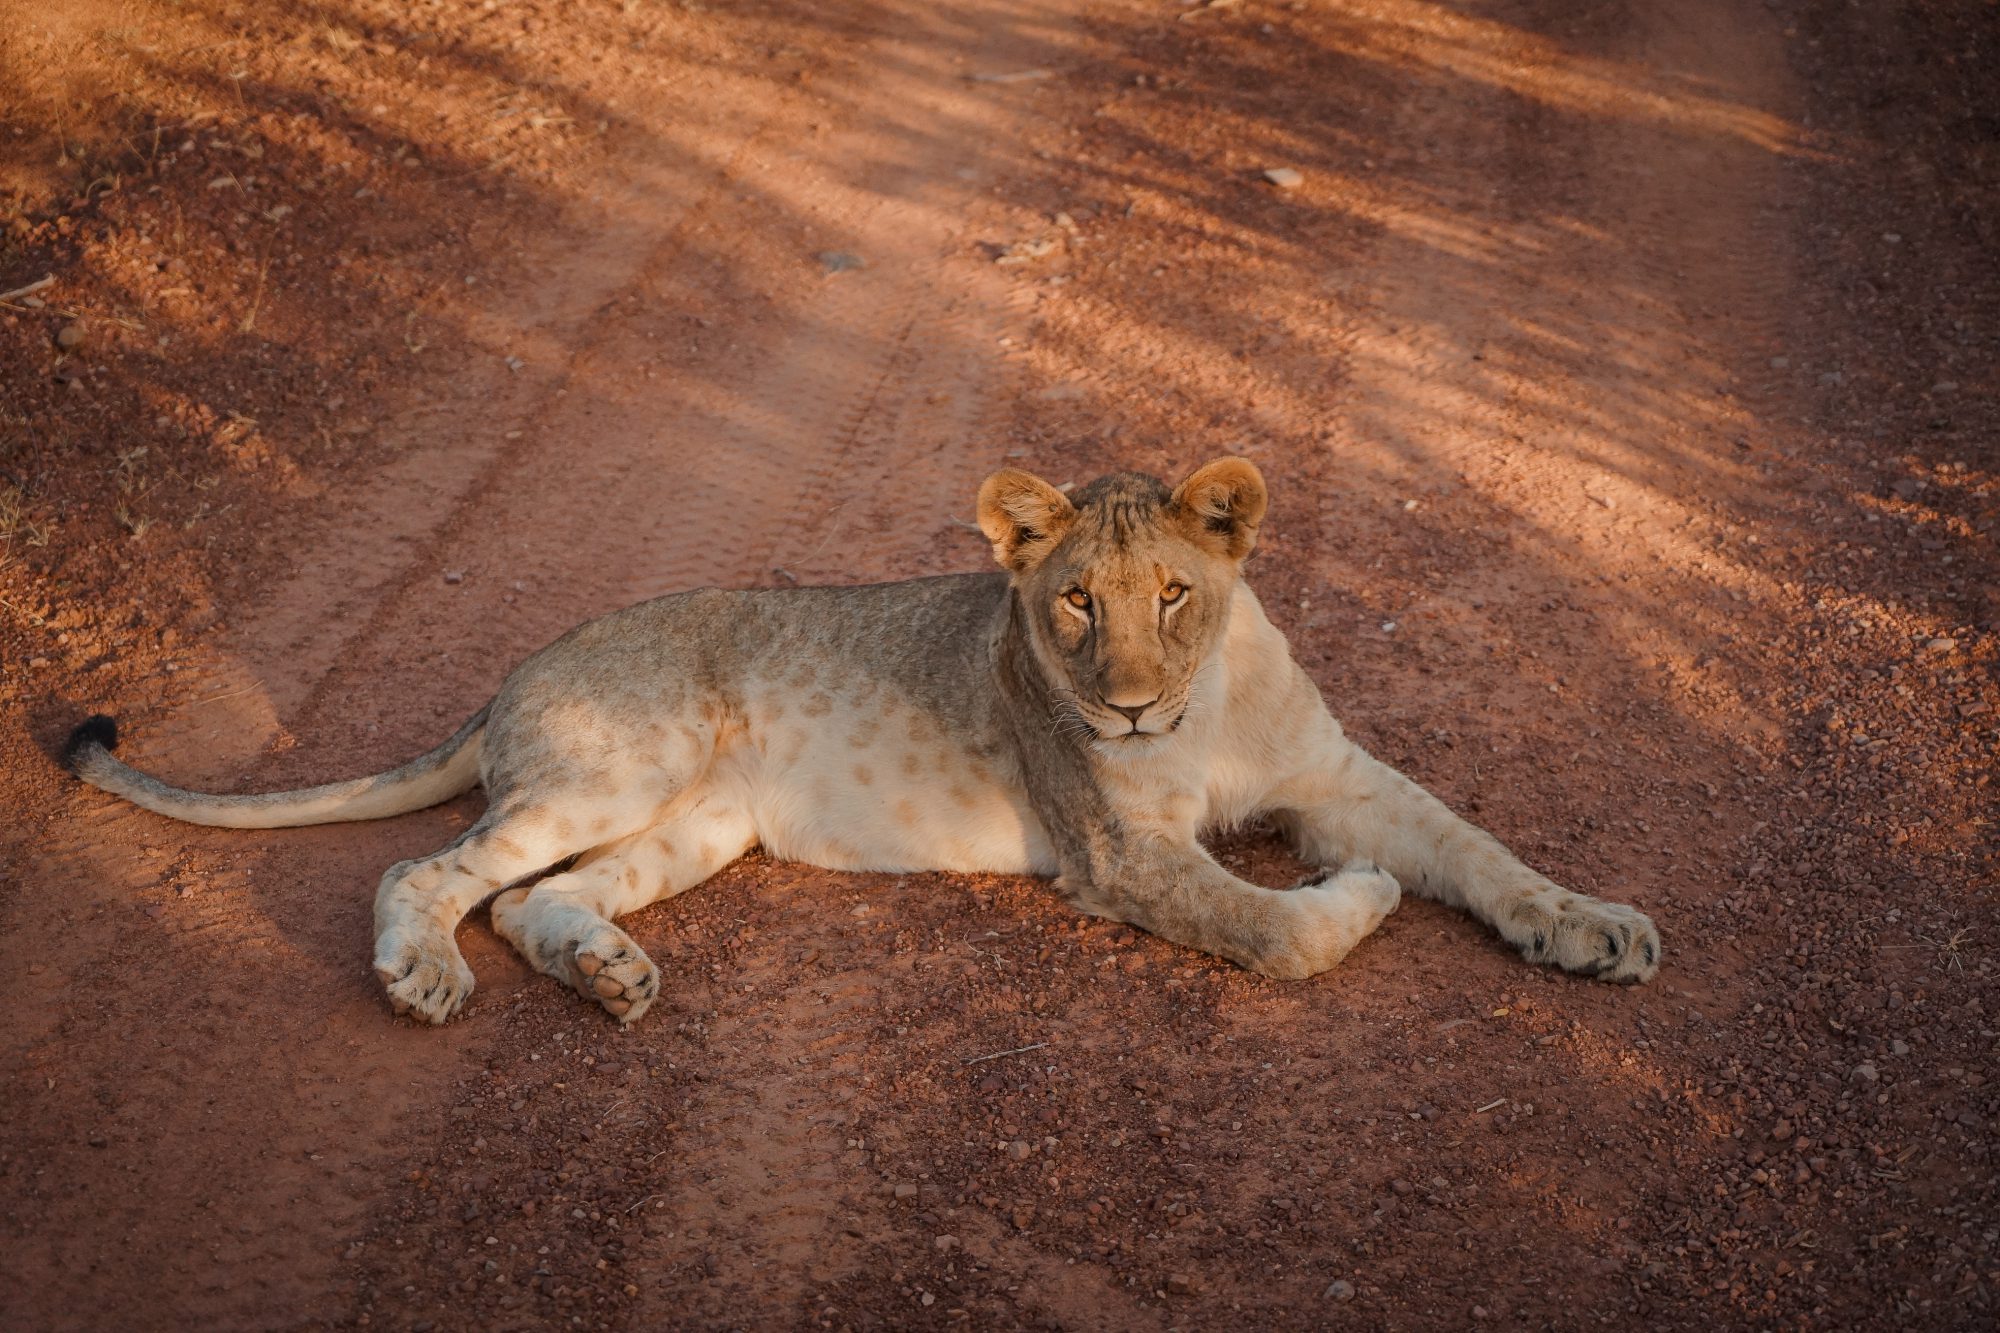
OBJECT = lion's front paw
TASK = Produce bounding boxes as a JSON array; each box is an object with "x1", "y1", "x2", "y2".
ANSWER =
[
  {"x1": 373, "y1": 934, "x2": 476, "y2": 1024},
  {"x1": 569, "y1": 927, "x2": 660, "y2": 1025},
  {"x1": 1511, "y1": 890, "x2": 1660, "y2": 984},
  {"x1": 1259, "y1": 860, "x2": 1403, "y2": 979}
]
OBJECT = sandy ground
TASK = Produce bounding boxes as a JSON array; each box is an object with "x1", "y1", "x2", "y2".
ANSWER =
[{"x1": 1, "y1": 0, "x2": 1994, "y2": 1328}]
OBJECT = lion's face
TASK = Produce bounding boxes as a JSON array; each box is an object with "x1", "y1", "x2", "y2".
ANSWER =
[{"x1": 977, "y1": 459, "x2": 1268, "y2": 744}]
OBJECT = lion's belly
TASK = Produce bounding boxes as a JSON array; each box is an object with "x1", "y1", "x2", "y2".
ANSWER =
[{"x1": 720, "y1": 716, "x2": 1058, "y2": 878}]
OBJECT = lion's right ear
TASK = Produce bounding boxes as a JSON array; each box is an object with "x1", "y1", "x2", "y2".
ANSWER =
[{"x1": 976, "y1": 468, "x2": 1076, "y2": 572}]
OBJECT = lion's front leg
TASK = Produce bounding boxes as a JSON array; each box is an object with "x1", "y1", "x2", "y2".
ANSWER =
[
  {"x1": 1265, "y1": 734, "x2": 1661, "y2": 984},
  {"x1": 1065, "y1": 841, "x2": 1401, "y2": 980}
]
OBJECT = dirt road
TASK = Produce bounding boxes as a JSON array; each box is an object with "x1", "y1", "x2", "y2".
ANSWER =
[{"x1": 2, "y1": 0, "x2": 1993, "y2": 1328}]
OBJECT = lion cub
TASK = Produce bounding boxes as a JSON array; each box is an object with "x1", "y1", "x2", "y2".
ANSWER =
[{"x1": 66, "y1": 458, "x2": 1660, "y2": 1024}]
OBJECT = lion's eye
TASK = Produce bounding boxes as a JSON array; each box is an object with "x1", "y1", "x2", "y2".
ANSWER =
[
  {"x1": 1064, "y1": 589, "x2": 1092, "y2": 611},
  {"x1": 1161, "y1": 582, "x2": 1187, "y2": 603}
]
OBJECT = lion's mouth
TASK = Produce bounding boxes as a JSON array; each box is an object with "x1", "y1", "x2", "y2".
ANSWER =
[{"x1": 1104, "y1": 706, "x2": 1188, "y2": 739}]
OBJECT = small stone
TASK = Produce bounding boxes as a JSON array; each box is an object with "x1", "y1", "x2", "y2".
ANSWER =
[
  {"x1": 1891, "y1": 1039, "x2": 1911, "y2": 1057},
  {"x1": 1772, "y1": 1119, "x2": 1793, "y2": 1141},
  {"x1": 892, "y1": 1183, "x2": 918, "y2": 1200},
  {"x1": 1167, "y1": 1273, "x2": 1194, "y2": 1295},
  {"x1": 1851, "y1": 1062, "x2": 1879, "y2": 1084},
  {"x1": 1390, "y1": 1179, "x2": 1414, "y2": 1196},
  {"x1": 55, "y1": 322, "x2": 85, "y2": 350},
  {"x1": 817, "y1": 250, "x2": 866, "y2": 273},
  {"x1": 1324, "y1": 1279, "x2": 1355, "y2": 1301},
  {"x1": 1262, "y1": 166, "x2": 1304, "y2": 189},
  {"x1": 935, "y1": 1234, "x2": 960, "y2": 1252},
  {"x1": 1925, "y1": 637, "x2": 1958, "y2": 653},
  {"x1": 443, "y1": 570, "x2": 464, "y2": 584},
  {"x1": 1007, "y1": 1139, "x2": 1033, "y2": 1161}
]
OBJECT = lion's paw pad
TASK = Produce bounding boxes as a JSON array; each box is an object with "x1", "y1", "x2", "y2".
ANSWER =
[{"x1": 571, "y1": 932, "x2": 659, "y2": 1024}]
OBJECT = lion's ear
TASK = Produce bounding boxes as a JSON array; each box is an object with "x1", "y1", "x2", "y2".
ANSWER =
[
  {"x1": 976, "y1": 468, "x2": 1076, "y2": 572},
  {"x1": 1169, "y1": 457, "x2": 1267, "y2": 560}
]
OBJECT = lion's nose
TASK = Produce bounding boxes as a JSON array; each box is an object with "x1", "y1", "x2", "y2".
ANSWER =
[{"x1": 1105, "y1": 698, "x2": 1158, "y2": 725}]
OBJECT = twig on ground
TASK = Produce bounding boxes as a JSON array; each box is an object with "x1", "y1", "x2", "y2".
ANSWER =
[
  {"x1": 0, "y1": 275, "x2": 55, "y2": 303},
  {"x1": 1473, "y1": 1097, "x2": 1507, "y2": 1114},
  {"x1": 961, "y1": 1041, "x2": 1049, "y2": 1067}
]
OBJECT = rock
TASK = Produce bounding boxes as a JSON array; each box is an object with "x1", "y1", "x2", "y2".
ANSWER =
[
  {"x1": 55, "y1": 322, "x2": 85, "y2": 349},
  {"x1": 1007, "y1": 1139, "x2": 1033, "y2": 1161},
  {"x1": 1324, "y1": 1279, "x2": 1355, "y2": 1301},
  {"x1": 1772, "y1": 1119, "x2": 1794, "y2": 1141},
  {"x1": 1263, "y1": 167, "x2": 1303, "y2": 189},
  {"x1": 1390, "y1": 1179, "x2": 1414, "y2": 1196},
  {"x1": 817, "y1": 251, "x2": 865, "y2": 274},
  {"x1": 1924, "y1": 637, "x2": 1957, "y2": 653},
  {"x1": 1167, "y1": 1273, "x2": 1194, "y2": 1295},
  {"x1": 935, "y1": 1234, "x2": 960, "y2": 1252},
  {"x1": 1892, "y1": 1039, "x2": 1911, "y2": 1057},
  {"x1": 994, "y1": 237, "x2": 1058, "y2": 265},
  {"x1": 1851, "y1": 1062, "x2": 1879, "y2": 1084},
  {"x1": 892, "y1": 1182, "x2": 918, "y2": 1200},
  {"x1": 443, "y1": 570, "x2": 464, "y2": 584}
]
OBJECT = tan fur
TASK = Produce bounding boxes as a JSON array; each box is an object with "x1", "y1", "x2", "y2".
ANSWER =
[{"x1": 67, "y1": 459, "x2": 1660, "y2": 1025}]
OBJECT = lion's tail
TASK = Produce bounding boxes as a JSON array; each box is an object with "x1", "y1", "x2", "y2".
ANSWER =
[{"x1": 61, "y1": 707, "x2": 489, "y2": 829}]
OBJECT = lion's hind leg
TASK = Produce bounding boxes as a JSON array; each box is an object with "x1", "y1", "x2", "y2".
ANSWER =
[
  {"x1": 371, "y1": 802, "x2": 615, "y2": 1024},
  {"x1": 492, "y1": 794, "x2": 756, "y2": 1024}
]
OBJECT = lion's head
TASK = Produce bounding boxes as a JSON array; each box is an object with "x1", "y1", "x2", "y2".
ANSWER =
[{"x1": 976, "y1": 458, "x2": 1267, "y2": 744}]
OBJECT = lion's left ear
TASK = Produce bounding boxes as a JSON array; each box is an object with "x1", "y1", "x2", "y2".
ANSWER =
[{"x1": 1169, "y1": 457, "x2": 1267, "y2": 560}]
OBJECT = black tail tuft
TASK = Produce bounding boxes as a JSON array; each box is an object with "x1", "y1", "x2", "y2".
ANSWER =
[{"x1": 62, "y1": 714, "x2": 119, "y2": 773}]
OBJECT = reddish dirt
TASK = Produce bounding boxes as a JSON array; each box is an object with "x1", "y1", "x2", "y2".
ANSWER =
[{"x1": 2, "y1": 0, "x2": 1994, "y2": 1329}]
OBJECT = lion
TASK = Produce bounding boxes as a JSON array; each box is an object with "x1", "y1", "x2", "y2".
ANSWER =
[{"x1": 63, "y1": 458, "x2": 1660, "y2": 1024}]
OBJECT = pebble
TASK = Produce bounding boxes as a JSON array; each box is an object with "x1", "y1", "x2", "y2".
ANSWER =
[
  {"x1": 892, "y1": 1182, "x2": 918, "y2": 1200},
  {"x1": 55, "y1": 322, "x2": 85, "y2": 349},
  {"x1": 1325, "y1": 1279, "x2": 1355, "y2": 1301},
  {"x1": 1262, "y1": 167, "x2": 1304, "y2": 189},
  {"x1": 443, "y1": 570, "x2": 465, "y2": 584},
  {"x1": 817, "y1": 251, "x2": 865, "y2": 273},
  {"x1": 934, "y1": 1234, "x2": 959, "y2": 1252},
  {"x1": 1007, "y1": 1139, "x2": 1033, "y2": 1161},
  {"x1": 1891, "y1": 1039, "x2": 1911, "y2": 1057},
  {"x1": 1851, "y1": 1062, "x2": 1879, "y2": 1084}
]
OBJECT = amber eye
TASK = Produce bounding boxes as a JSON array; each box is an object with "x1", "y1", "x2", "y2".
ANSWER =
[
  {"x1": 1161, "y1": 581, "x2": 1188, "y2": 603},
  {"x1": 1064, "y1": 588, "x2": 1092, "y2": 610}
]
